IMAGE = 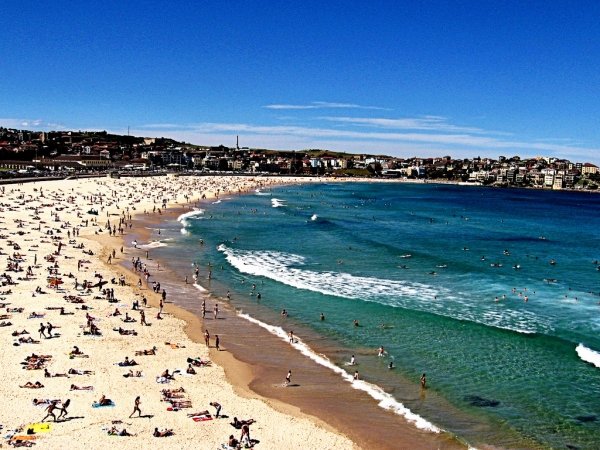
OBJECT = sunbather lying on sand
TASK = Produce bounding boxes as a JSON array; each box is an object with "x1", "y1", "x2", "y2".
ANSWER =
[
  {"x1": 70, "y1": 384, "x2": 94, "y2": 390},
  {"x1": 20, "y1": 381, "x2": 44, "y2": 389},
  {"x1": 187, "y1": 410, "x2": 210, "y2": 418},
  {"x1": 68, "y1": 368, "x2": 94, "y2": 375},
  {"x1": 165, "y1": 341, "x2": 185, "y2": 348},
  {"x1": 44, "y1": 368, "x2": 69, "y2": 377},
  {"x1": 123, "y1": 370, "x2": 143, "y2": 378},
  {"x1": 32, "y1": 398, "x2": 60, "y2": 406},
  {"x1": 114, "y1": 327, "x2": 137, "y2": 336},
  {"x1": 108, "y1": 426, "x2": 133, "y2": 436},
  {"x1": 135, "y1": 346, "x2": 157, "y2": 356},
  {"x1": 168, "y1": 400, "x2": 192, "y2": 408},
  {"x1": 153, "y1": 427, "x2": 174, "y2": 437},
  {"x1": 187, "y1": 356, "x2": 211, "y2": 367},
  {"x1": 12, "y1": 329, "x2": 29, "y2": 336},
  {"x1": 231, "y1": 417, "x2": 256, "y2": 429}
]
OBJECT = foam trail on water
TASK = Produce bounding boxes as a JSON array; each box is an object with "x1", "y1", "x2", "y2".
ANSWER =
[
  {"x1": 237, "y1": 311, "x2": 441, "y2": 433},
  {"x1": 271, "y1": 198, "x2": 286, "y2": 208},
  {"x1": 576, "y1": 344, "x2": 600, "y2": 368},
  {"x1": 138, "y1": 241, "x2": 167, "y2": 249},
  {"x1": 255, "y1": 189, "x2": 271, "y2": 196}
]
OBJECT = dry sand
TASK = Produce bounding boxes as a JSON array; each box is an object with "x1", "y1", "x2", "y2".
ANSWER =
[{"x1": 0, "y1": 175, "x2": 357, "y2": 449}]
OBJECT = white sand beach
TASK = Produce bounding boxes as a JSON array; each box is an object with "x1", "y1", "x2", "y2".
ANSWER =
[{"x1": 0, "y1": 175, "x2": 357, "y2": 449}]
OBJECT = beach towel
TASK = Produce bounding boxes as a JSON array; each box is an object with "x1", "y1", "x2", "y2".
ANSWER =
[
  {"x1": 92, "y1": 400, "x2": 115, "y2": 408},
  {"x1": 192, "y1": 415, "x2": 213, "y2": 422},
  {"x1": 25, "y1": 423, "x2": 51, "y2": 433}
]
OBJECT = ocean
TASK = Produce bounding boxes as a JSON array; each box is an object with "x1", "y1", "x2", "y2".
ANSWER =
[{"x1": 147, "y1": 181, "x2": 600, "y2": 449}]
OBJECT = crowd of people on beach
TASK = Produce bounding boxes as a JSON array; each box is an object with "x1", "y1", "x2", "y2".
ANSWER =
[{"x1": 0, "y1": 176, "x2": 304, "y2": 448}]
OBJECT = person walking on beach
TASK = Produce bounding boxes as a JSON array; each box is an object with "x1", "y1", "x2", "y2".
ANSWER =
[
  {"x1": 39, "y1": 322, "x2": 46, "y2": 339},
  {"x1": 57, "y1": 398, "x2": 70, "y2": 421},
  {"x1": 215, "y1": 334, "x2": 220, "y2": 351},
  {"x1": 140, "y1": 309, "x2": 148, "y2": 326},
  {"x1": 285, "y1": 370, "x2": 292, "y2": 386},
  {"x1": 213, "y1": 303, "x2": 219, "y2": 320},
  {"x1": 129, "y1": 396, "x2": 141, "y2": 418},
  {"x1": 41, "y1": 401, "x2": 58, "y2": 422},
  {"x1": 204, "y1": 329, "x2": 210, "y2": 347}
]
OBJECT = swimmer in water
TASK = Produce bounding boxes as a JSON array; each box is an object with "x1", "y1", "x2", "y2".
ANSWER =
[
  {"x1": 350, "y1": 355, "x2": 355, "y2": 365},
  {"x1": 378, "y1": 346, "x2": 385, "y2": 357},
  {"x1": 420, "y1": 373, "x2": 427, "y2": 389},
  {"x1": 320, "y1": 313, "x2": 325, "y2": 321},
  {"x1": 388, "y1": 361, "x2": 394, "y2": 369}
]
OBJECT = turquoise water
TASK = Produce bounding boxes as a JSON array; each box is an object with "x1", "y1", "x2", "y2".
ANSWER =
[{"x1": 159, "y1": 182, "x2": 600, "y2": 448}]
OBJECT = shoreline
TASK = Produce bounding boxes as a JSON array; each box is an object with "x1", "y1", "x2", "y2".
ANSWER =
[{"x1": 120, "y1": 180, "x2": 468, "y2": 449}]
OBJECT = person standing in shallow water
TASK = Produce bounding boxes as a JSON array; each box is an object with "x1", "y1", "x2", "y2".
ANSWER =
[{"x1": 420, "y1": 373, "x2": 427, "y2": 389}]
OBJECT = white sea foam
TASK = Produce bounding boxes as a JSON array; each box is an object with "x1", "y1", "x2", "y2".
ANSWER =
[
  {"x1": 310, "y1": 214, "x2": 318, "y2": 221},
  {"x1": 218, "y1": 245, "x2": 551, "y2": 334},
  {"x1": 177, "y1": 209, "x2": 204, "y2": 234},
  {"x1": 212, "y1": 199, "x2": 222, "y2": 204},
  {"x1": 177, "y1": 209, "x2": 204, "y2": 223},
  {"x1": 138, "y1": 241, "x2": 167, "y2": 250},
  {"x1": 255, "y1": 189, "x2": 271, "y2": 196},
  {"x1": 271, "y1": 198, "x2": 286, "y2": 208},
  {"x1": 193, "y1": 283, "x2": 208, "y2": 293},
  {"x1": 237, "y1": 311, "x2": 441, "y2": 433},
  {"x1": 576, "y1": 344, "x2": 600, "y2": 368}
]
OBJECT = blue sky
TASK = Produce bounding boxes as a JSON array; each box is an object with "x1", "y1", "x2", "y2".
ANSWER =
[{"x1": 2, "y1": 1, "x2": 600, "y2": 164}]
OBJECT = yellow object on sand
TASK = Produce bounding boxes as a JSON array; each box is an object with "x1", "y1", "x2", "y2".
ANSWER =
[{"x1": 25, "y1": 422, "x2": 52, "y2": 433}]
